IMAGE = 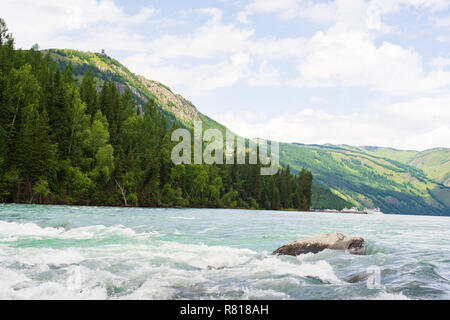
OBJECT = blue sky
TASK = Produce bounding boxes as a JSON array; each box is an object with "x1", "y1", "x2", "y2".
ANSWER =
[{"x1": 2, "y1": 0, "x2": 450, "y2": 150}]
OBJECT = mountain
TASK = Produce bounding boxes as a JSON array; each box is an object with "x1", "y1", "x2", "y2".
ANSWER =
[
  {"x1": 408, "y1": 148, "x2": 450, "y2": 187},
  {"x1": 336, "y1": 146, "x2": 450, "y2": 187},
  {"x1": 340, "y1": 146, "x2": 420, "y2": 164},
  {"x1": 342, "y1": 146, "x2": 450, "y2": 187},
  {"x1": 47, "y1": 49, "x2": 450, "y2": 215},
  {"x1": 46, "y1": 49, "x2": 227, "y2": 134},
  {"x1": 281, "y1": 143, "x2": 450, "y2": 215}
]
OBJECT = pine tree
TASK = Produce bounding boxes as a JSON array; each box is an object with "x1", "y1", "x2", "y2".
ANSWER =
[
  {"x1": 0, "y1": 18, "x2": 316, "y2": 208},
  {"x1": 272, "y1": 185, "x2": 281, "y2": 210},
  {"x1": 80, "y1": 68, "x2": 98, "y2": 117},
  {"x1": 0, "y1": 125, "x2": 6, "y2": 179},
  {"x1": 33, "y1": 108, "x2": 57, "y2": 180}
]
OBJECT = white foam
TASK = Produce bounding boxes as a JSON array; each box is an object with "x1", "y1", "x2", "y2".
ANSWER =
[
  {"x1": 196, "y1": 227, "x2": 217, "y2": 234},
  {"x1": 370, "y1": 292, "x2": 411, "y2": 300},
  {"x1": 0, "y1": 220, "x2": 158, "y2": 241},
  {"x1": 241, "y1": 287, "x2": 290, "y2": 300},
  {"x1": 12, "y1": 281, "x2": 108, "y2": 300},
  {"x1": 230, "y1": 254, "x2": 343, "y2": 284},
  {"x1": 152, "y1": 242, "x2": 255, "y2": 269},
  {"x1": 60, "y1": 224, "x2": 140, "y2": 240},
  {"x1": 122, "y1": 280, "x2": 175, "y2": 300},
  {"x1": 169, "y1": 216, "x2": 198, "y2": 220},
  {"x1": 0, "y1": 267, "x2": 31, "y2": 299},
  {"x1": 0, "y1": 221, "x2": 63, "y2": 237},
  {"x1": 2, "y1": 247, "x2": 85, "y2": 266},
  {"x1": 0, "y1": 219, "x2": 407, "y2": 300}
]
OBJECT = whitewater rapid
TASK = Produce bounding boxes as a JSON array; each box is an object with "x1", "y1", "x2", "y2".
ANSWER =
[{"x1": 0, "y1": 204, "x2": 448, "y2": 300}]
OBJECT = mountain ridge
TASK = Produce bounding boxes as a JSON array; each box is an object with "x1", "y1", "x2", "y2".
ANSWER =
[{"x1": 46, "y1": 48, "x2": 450, "y2": 215}]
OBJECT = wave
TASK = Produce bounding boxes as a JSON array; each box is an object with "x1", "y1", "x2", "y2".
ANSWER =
[
  {"x1": 363, "y1": 240, "x2": 389, "y2": 255},
  {"x1": 369, "y1": 292, "x2": 411, "y2": 300},
  {"x1": 0, "y1": 221, "x2": 64, "y2": 237},
  {"x1": 0, "y1": 220, "x2": 160, "y2": 242},
  {"x1": 0, "y1": 219, "x2": 442, "y2": 300},
  {"x1": 196, "y1": 227, "x2": 217, "y2": 234},
  {"x1": 0, "y1": 229, "x2": 347, "y2": 299}
]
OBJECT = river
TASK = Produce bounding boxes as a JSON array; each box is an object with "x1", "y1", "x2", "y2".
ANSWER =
[{"x1": 0, "y1": 204, "x2": 449, "y2": 299}]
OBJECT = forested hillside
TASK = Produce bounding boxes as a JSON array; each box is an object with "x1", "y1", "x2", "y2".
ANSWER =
[
  {"x1": 340, "y1": 145, "x2": 450, "y2": 187},
  {"x1": 1, "y1": 16, "x2": 448, "y2": 215},
  {"x1": 280, "y1": 143, "x2": 450, "y2": 215},
  {"x1": 46, "y1": 48, "x2": 228, "y2": 134},
  {"x1": 0, "y1": 18, "x2": 315, "y2": 211}
]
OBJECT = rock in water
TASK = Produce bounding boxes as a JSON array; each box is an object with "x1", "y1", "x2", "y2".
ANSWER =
[
  {"x1": 273, "y1": 233, "x2": 364, "y2": 256},
  {"x1": 344, "y1": 271, "x2": 370, "y2": 283}
]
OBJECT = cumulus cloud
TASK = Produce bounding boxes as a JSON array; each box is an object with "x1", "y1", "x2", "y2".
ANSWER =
[
  {"x1": 239, "y1": 0, "x2": 450, "y2": 24},
  {"x1": 125, "y1": 52, "x2": 251, "y2": 96},
  {"x1": 1, "y1": 0, "x2": 449, "y2": 149},
  {"x1": 278, "y1": 0, "x2": 450, "y2": 96},
  {"x1": 290, "y1": 27, "x2": 450, "y2": 96},
  {"x1": 310, "y1": 97, "x2": 329, "y2": 104},
  {"x1": 237, "y1": 0, "x2": 337, "y2": 25},
  {"x1": 0, "y1": 0, "x2": 157, "y2": 49},
  {"x1": 122, "y1": 9, "x2": 305, "y2": 95},
  {"x1": 214, "y1": 95, "x2": 450, "y2": 150}
]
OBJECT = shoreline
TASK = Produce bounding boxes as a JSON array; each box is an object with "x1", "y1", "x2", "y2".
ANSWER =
[{"x1": 3, "y1": 202, "x2": 449, "y2": 217}]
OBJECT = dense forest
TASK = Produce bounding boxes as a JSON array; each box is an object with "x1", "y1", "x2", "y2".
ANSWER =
[{"x1": 0, "y1": 18, "x2": 314, "y2": 211}]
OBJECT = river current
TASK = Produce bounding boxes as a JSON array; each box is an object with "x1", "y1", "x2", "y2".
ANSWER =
[{"x1": 0, "y1": 204, "x2": 449, "y2": 299}]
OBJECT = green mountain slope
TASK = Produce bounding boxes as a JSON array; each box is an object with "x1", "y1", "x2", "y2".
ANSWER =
[
  {"x1": 46, "y1": 48, "x2": 450, "y2": 215},
  {"x1": 280, "y1": 143, "x2": 450, "y2": 215},
  {"x1": 408, "y1": 149, "x2": 450, "y2": 187},
  {"x1": 350, "y1": 146, "x2": 450, "y2": 187},
  {"x1": 339, "y1": 146, "x2": 419, "y2": 163},
  {"x1": 46, "y1": 49, "x2": 227, "y2": 133}
]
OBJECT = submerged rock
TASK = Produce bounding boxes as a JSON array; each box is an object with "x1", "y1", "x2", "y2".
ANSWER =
[
  {"x1": 273, "y1": 233, "x2": 365, "y2": 256},
  {"x1": 343, "y1": 271, "x2": 370, "y2": 283}
]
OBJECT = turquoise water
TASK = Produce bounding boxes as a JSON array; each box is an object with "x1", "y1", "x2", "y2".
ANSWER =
[{"x1": 0, "y1": 204, "x2": 449, "y2": 300}]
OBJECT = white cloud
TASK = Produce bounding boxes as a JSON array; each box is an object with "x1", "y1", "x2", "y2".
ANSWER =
[
  {"x1": 10, "y1": 0, "x2": 447, "y2": 99},
  {"x1": 246, "y1": 61, "x2": 280, "y2": 86},
  {"x1": 214, "y1": 95, "x2": 450, "y2": 150},
  {"x1": 273, "y1": 0, "x2": 450, "y2": 96},
  {"x1": 125, "y1": 52, "x2": 251, "y2": 96},
  {"x1": 196, "y1": 7, "x2": 223, "y2": 24},
  {"x1": 2, "y1": 0, "x2": 449, "y2": 150},
  {"x1": 239, "y1": 0, "x2": 450, "y2": 28},
  {"x1": 0, "y1": 0, "x2": 156, "y2": 49},
  {"x1": 290, "y1": 26, "x2": 450, "y2": 96},
  {"x1": 405, "y1": 0, "x2": 450, "y2": 12},
  {"x1": 310, "y1": 97, "x2": 329, "y2": 104},
  {"x1": 122, "y1": 10, "x2": 306, "y2": 95},
  {"x1": 238, "y1": 0, "x2": 337, "y2": 25},
  {"x1": 430, "y1": 56, "x2": 450, "y2": 68},
  {"x1": 128, "y1": 7, "x2": 158, "y2": 24}
]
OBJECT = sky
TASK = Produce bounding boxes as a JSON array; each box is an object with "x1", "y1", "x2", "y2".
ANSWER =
[{"x1": 1, "y1": 0, "x2": 450, "y2": 150}]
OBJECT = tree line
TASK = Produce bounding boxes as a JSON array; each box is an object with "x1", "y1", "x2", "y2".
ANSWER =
[{"x1": 0, "y1": 18, "x2": 313, "y2": 211}]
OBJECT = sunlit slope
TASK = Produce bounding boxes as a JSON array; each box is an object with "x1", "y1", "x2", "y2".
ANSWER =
[
  {"x1": 408, "y1": 148, "x2": 450, "y2": 187},
  {"x1": 45, "y1": 49, "x2": 352, "y2": 210},
  {"x1": 349, "y1": 146, "x2": 450, "y2": 188},
  {"x1": 46, "y1": 49, "x2": 227, "y2": 133},
  {"x1": 280, "y1": 143, "x2": 450, "y2": 215},
  {"x1": 45, "y1": 49, "x2": 449, "y2": 215},
  {"x1": 338, "y1": 145, "x2": 419, "y2": 164}
]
